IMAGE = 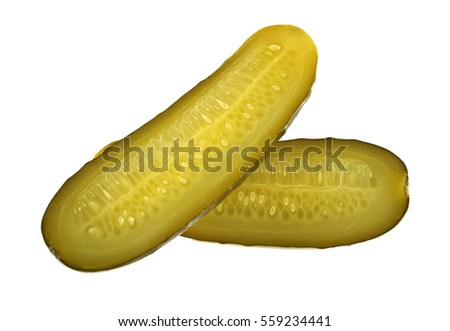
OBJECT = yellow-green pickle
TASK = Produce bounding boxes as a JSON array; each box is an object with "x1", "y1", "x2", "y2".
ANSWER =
[
  {"x1": 183, "y1": 138, "x2": 409, "y2": 247},
  {"x1": 41, "y1": 25, "x2": 318, "y2": 271}
]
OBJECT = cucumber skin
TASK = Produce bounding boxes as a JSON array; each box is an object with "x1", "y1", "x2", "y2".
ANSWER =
[
  {"x1": 41, "y1": 25, "x2": 318, "y2": 271},
  {"x1": 182, "y1": 138, "x2": 409, "y2": 248}
]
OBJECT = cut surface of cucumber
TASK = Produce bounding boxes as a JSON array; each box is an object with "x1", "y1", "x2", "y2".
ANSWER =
[
  {"x1": 183, "y1": 139, "x2": 409, "y2": 248},
  {"x1": 41, "y1": 25, "x2": 318, "y2": 271}
]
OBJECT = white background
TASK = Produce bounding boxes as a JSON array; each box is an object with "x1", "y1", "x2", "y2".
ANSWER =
[{"x1": 1, "y1": 1, "x2": 449, "y2": 330}]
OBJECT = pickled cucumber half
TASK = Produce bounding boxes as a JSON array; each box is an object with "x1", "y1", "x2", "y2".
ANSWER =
[
  {"x1": 182, "y1": 139, "x2": 409, "y2": 247},
  {"x1": 41, "y1": 25, "x2": 318, "y2": 271}
]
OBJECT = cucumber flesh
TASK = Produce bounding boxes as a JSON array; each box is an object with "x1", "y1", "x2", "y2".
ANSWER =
[
  {"x1": 182, "y1": 139, "x2": 409, "y2": 248},
  {"x1": 41, "y1": 25, "x2": 318, "y2": 271}
]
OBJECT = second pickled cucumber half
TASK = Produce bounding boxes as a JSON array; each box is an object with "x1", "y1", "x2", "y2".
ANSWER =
[{"x1": 183, "y1": 139, "x2": 409, "y2": 248}]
